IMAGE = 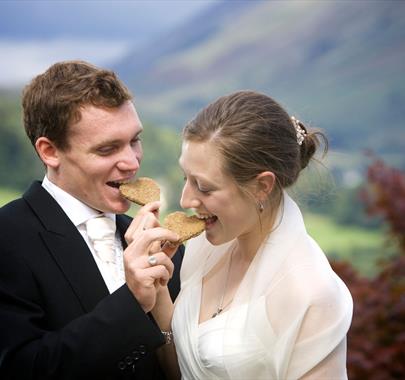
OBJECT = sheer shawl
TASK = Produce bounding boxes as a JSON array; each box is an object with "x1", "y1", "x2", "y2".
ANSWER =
[{"x1": 172, "y1": 193, "x2": 353, "y2": 379}]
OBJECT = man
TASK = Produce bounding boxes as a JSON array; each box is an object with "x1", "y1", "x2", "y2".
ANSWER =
[{"x1": 0, "y1": 61, "x2": 183, "y2": 379}]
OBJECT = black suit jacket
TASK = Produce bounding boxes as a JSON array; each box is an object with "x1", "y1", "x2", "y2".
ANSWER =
[{"x1": 0, "y1": 181, "x2": 184, "y2": 380}]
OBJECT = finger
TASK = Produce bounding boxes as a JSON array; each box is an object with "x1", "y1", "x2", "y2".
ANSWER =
[
  {"x1": 127, "y1": 264, "x2": 171, "y2": 288},
  {"x1": 140, "y1": 212, "x2": 160, "y2": 231},
  {"x1": 125, "y1": 215, "x2": 145, "y2": 243},
  {"x1": 126, "y1": 227, "x2": 180, "y2": 259},
  {"x1": 143, "y1": 200, "x2": 161, "y2": 214},
  {"x1": 161, "y1": 240, "x2": 181, "y2": 258},
  {"x1": 150, "y1": 240, "x2": 161, "y2": 254},
  {"x1": 138, "y1": 201, "x2": 161, "y2": 215},
  {"x1": 144, "y1": 201, "x2": 161, "y2": 219},
  {"x1": 127, "y1": 201, "x2": 161, "y2": 231},
  {"x1": 146, "y1": 252, "x2": 174, "y2": 278},
  {"x1": 142, "y1": 255, "x2": 172, "y2": 288},
  {"x1": 149, "y1": 266, "x2": 171, "y2": 286},
  {"x1": 125, "y1": 212, "x2": 159, "y2": 244}
]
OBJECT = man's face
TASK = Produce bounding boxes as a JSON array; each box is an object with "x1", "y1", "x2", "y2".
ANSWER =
[{"x1": 52, "y1": 101, "x2": 143, "y2": 213}]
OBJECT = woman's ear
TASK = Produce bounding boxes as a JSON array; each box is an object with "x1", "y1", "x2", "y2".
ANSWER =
[
  {"x1": 255, "y1": 171, "x2": 276, "y2": 201},
  {"x1": 35, "y1": 137, "x2": 60, "y2": 169}
]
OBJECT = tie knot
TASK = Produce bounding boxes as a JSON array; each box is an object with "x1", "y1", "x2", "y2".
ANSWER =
[
  {"x1": 85, "y1": 216, "x2": 117, "y2": 264},
  {"x1": 86, "y1": 215, "x2": 116, "y2": 241}
]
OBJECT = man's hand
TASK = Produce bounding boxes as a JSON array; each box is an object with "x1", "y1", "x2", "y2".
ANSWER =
[{"x1": 123, "y1": 203, "x2": 179, "y2": 312}]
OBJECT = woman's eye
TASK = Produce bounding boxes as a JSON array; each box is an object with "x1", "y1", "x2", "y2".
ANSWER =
[{"x1": 198, "y1": 187, "x2": 211, "y2": 194}]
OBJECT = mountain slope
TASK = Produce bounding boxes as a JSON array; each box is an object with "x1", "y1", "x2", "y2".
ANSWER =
[{"x1": 115, "y1": 0, "x2": 405, "y2": 164}]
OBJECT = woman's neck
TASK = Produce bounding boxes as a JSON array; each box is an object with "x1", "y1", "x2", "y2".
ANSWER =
[{"x1": 235, "y1": 198, "x2": 281, "y2": 262}]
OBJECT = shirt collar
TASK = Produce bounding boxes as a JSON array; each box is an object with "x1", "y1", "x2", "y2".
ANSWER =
[{"x1": 42, "y1": 175, "x2": 116, "y2": 227}]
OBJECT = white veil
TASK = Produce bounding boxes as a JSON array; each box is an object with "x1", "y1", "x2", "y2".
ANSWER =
[{"x1": 174, "y1": 192, "x2": 353, "y2": 379}]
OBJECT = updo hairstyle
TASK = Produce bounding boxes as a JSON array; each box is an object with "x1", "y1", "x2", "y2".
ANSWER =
[{"x1": 183, "y1": 90, "x2": 328, "y2": 209}]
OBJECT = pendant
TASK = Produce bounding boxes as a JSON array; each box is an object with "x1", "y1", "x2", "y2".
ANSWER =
[{"x1": 212, "y1": 308, "x2": 223, "y2": 318}]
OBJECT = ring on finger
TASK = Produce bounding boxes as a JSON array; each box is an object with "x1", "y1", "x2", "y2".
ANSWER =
[{"x1": 148, "y1": 255, "x2": 158, "y2": 266}]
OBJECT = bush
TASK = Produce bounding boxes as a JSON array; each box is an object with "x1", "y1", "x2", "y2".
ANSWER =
[{"x1": 331, "y1": 159, "x2": 405, "y2": 379}]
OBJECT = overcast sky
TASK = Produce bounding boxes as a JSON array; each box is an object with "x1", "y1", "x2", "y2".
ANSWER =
[{"x1": 0, "y1": 0, "x2": 217, "y2": 87}]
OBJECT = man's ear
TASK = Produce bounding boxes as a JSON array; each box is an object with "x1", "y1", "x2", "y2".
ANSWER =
[
  {"x1": 255, "y1": 171, "x2": 276, "y2": 202},
  {"x1": 35, "y1": 137, "x2": 60, "y2": 169}
]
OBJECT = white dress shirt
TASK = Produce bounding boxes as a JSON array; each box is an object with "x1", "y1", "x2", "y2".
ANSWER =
[{"x1": 42, "y1": 176, "x2": 125, "y2": 293}]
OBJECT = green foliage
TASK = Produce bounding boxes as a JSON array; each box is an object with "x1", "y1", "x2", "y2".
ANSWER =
[
  {"x1": 331, "y1": 159, "x2": 405, "y2": 379},
  {"x1": 0, "y1": 91, "x2": 43, "y2": 190},
  {"x1": 0, "y1": 187, "x2": 21, "y2": 207},
  {"x1": 136, "y1": 121, "x2": 184, "y2": 211}
]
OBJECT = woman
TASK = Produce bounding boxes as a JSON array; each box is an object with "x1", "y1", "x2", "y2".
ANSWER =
[{"x1": 139, "y1": 91, "x2": 353, "y2": 379}]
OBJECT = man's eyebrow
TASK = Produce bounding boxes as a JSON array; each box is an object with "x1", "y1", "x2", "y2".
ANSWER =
[
  {"x1": 98, "y1": 131, "x2": 142, "y2": 145},
  {"x1": 93, "y1": 139, "x2": 121, "y2": 147},
  {"x1": 92, "y1": 132, "x2": 142, "y2": 149}
]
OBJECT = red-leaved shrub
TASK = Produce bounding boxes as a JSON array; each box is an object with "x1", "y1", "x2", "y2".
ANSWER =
[{"x1": 331, "y1": 159, "x2": 405, "y2": 379}]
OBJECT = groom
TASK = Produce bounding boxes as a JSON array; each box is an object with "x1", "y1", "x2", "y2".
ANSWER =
[{"x1": 0, "y1": 60, "x2": 183, "y2": 379}]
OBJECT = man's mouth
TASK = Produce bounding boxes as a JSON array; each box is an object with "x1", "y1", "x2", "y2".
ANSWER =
[{"x1": 106, "y1": 180, "x2": 130, "y2": 189}]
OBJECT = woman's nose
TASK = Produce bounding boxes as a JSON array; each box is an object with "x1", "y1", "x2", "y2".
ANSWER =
[{"x1": 180, "y1": 181, "x2": 200, "y2": 210}]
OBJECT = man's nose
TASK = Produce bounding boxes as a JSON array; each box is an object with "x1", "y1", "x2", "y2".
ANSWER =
[{"x1": 117, "y1": 145, "x2": 141, "y2": 172}]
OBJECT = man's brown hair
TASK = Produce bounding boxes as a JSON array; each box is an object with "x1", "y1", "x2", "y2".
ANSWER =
[{"x1": 22, "y1": 60, "x2": 133, "y2": 150}]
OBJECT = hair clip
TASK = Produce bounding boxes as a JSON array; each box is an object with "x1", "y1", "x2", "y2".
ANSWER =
[{"x1": 291, "y1": 116, "x2": 306, "y2": 145}]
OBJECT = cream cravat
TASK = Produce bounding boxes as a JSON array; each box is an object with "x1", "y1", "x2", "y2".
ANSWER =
[{"x1": 86, "y1": 215, "x2": 118, "y2": 280}]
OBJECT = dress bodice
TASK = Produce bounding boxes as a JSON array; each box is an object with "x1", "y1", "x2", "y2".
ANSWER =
[{"x1": 198, "y1": 313, "x2": 229, "y2": 379}]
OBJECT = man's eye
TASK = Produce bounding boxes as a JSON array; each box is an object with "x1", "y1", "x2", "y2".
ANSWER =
[
  {"x1": 130, "y1": 137, "x2": 141, "y2": 146},
  {"x1": 97, "y1": 146, "x2": 115, "y2": 155}
]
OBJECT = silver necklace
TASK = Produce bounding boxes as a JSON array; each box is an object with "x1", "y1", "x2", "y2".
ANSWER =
[{"x1": 212, "y1": 247, "x2": 235, "y2": 318}]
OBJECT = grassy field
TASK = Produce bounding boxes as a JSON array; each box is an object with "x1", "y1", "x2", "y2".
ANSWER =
[
  {"x1": 304, "y1": 212, "x2": 396, "y2": 277},
  {"x1": 0, "y1": 188, "x2": 21, "y2": 207},
  {"x1": 1, "y1": 187, "x2": 393, "y2": 277}
]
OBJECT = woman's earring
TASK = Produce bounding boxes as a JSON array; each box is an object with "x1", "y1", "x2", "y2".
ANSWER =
[{"x1": 258, "y1": 201, "x2": 264, "y2": 213}]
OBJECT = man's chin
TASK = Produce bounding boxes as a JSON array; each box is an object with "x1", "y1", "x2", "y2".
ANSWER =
[
  {"x1": 113, "y1": 199, "x2": 132, "y2": 215},
  {"x1": 92, "y1": 199, "x2": 130, "y2": 215}
]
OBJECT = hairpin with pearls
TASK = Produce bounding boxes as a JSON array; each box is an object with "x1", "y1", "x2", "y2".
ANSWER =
[{"x1": 291, "y1": 116, "x2": 306, "y2": 146}]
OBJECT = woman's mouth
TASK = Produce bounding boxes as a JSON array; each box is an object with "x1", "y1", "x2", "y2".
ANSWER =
[{"x1": 197, "y1": 213, "x2": 218, "y2": 229}]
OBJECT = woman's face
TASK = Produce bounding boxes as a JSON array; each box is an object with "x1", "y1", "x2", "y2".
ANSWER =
[{"x1": 179, "y1": 140, "x2": 261, "y2": 246}]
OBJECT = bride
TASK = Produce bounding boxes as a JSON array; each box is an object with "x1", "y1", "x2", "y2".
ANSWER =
[{"x1": 137, "y1": 91, "x2": 353, "y2": 379}]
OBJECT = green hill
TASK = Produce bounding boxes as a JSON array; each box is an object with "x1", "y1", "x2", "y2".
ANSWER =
[{"x1": 116, "y1": 0, "x2": 405, "y2": 168}]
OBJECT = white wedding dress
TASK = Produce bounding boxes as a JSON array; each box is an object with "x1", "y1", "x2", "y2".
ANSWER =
[{"x1": 172, "y1": 193, "x2": 353, "y2": 380}]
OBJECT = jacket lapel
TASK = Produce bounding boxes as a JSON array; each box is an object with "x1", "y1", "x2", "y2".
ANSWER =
[
  {"x1": 24, "y1": 181, "x2": 109, "y2": 312},
  {"x1": 116, "y1": 214, "x2": 132, "y2": 249}
]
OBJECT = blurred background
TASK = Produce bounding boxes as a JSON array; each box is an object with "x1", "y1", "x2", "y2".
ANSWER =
[{"x1": 0, "y1": 1, "x2": 404, "y2": 377}]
